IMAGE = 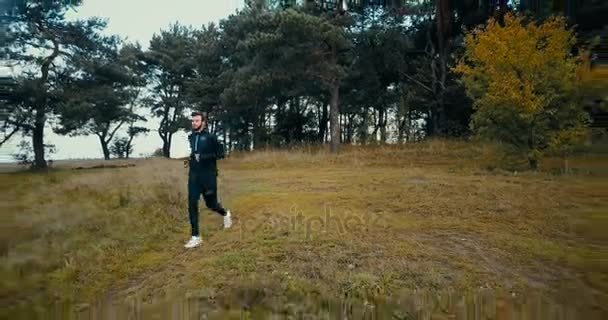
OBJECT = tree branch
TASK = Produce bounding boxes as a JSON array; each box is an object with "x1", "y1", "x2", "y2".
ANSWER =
[
  {"x1": 0, "y1": 127, "x2": 20, "y2": 147},
  {"x1": 106, "y1": 119, "x2": 127, "y2": 144},
  {"x1": 401, "y1": 72, "x2": 434, "y2": 93},
  {"x1": 6, "y1": 119, "x2": 34, "y2": 131}
]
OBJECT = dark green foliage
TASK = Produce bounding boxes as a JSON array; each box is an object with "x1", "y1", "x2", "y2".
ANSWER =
[
  {"x1": 54, "y1": 35, "x2": 144, "y2": 160},
  {"x1": 3, "y1": 0, "x2": 602, "y2": 161},
  {"x1": 142, "y1": 23, "x2": 196, "y2": 158},
  {"x1": 110, "y1": 137, "x2": 131, "y2": 159},
  {"x1": 3, "y1": 0, "x2": 110, "y2": 167}
]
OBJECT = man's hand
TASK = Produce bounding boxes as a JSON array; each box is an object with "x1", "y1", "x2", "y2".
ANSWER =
[{"x1": 183, "y1": 159, "x2": 189, "y2": 168}]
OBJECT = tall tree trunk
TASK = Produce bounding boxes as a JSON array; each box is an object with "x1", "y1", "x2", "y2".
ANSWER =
[
  {"x1": 162, "y1": 134, "x2": 171, "y2": 158},
  {"x1": 277, "y1": 97, "x2": 287, "y2": 143},
  {"x1": 253, "y1": 105, "x2": 265, "y2": 150},
  {"x1": 162, "y1": 142, "x2": 170, "y2": 158},
  {"x1": 345, "y1": 114, "x2": 349, "y2": 144},
  {"x1": 101, "y1": 141, "x2": 110, "y2": 160},
  {"x1": 31, "y1": 35, "x2": 60, "y2": 170},
  {"x1": 406, "y1": 107, "x2": 412, "y2": 142},
  {"x1": 329, "y1": 82, "x2": 341, "y2": 153},
  {"x1": 96, "y1": 133, "x2": 111, "y2": 160},
  {"x1": 379, "y1": 108, "x2": 387, "y2": 143},
  {"x1": 222, "y1": 128, "x2": 227, "y2": 154},
  {"x1": 359, "y1": 108, "x2": 369, "y2": 144},
  {"x1": 166, "y1": 132, "x2": 174, "y2": 158},
  {"x1": 315, "y1": 102, "x2": 321, "y2": 141},
  {"x1": 347, "y1": 113, "x2": 355, "y2": 143},
  {"x1": 371, "y1": 109, "x2": 380, "y2": 141},
  {"x1": 32, "y1": 115, "x2": 46, "y2": 170},
  {"x1": 397, "y1": 92, "x2": 407, "y2": 144},
  {"x1": 340, "y1": 113, "x2": 344, "y2": 143},
  {"x1": 126, "y1": 124, "x2": 135, "y2": 159},
  {"x1": 318, "y1": 102, "x2": 329, "y2": 143},
  {"x1": 426, "y1": 20, "x2": 438, "y2": 137},
  {"x1": 434, "y1": 0, "x2": 450, "y2": 136},
  {"x1": 341, "y1": 113, "x2": 346, "y2": 143},
  {"x1": 159, "y1": 104, "x2": 171, "y2": 158},
  {"x1": 397, "y1": 117, "x2": 405, "y2": 144},
  {"x1": 329, "y1": 1, "x2": 344, "y2": 152}
]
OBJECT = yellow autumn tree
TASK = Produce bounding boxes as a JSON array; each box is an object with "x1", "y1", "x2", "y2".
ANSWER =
[{"x1": 455, "y1": 13, "x2": 590, "y2": 170}]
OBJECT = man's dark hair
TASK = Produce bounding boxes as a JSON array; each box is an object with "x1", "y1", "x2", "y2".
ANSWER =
[{"x1": 191, "y1": 111, "x2": 207, "y2": 121}]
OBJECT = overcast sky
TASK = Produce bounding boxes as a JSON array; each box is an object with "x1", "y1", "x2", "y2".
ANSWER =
[{"x1": 0, "y1": 0, "x2": 244, "y2": 162}]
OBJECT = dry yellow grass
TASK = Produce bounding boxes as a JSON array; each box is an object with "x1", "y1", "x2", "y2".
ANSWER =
[{"x1": 1, "y1": 140, "x2": 607, "y2": 319}]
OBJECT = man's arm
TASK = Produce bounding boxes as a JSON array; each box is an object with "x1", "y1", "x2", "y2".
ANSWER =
[
  {"x1": 184, "y1": 134, "x2": 192, "y2": 168},
  {"x1": 198, "y1": 133, "x2": 223, "y2": 160}
]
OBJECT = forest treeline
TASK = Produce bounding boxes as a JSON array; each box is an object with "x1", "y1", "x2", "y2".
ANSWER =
[{"x1": 1, "y1": 0, "x2": 606, "y2": 169}]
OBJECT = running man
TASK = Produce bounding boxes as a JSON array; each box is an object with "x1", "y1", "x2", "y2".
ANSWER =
[{"x1": 184, "y1": 111, "x2": 232, "y2": 248}]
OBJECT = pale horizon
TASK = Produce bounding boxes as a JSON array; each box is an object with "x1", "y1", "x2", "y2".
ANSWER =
[{"x1": 0, "y1": 0, "x2": 245, "y2": 163}]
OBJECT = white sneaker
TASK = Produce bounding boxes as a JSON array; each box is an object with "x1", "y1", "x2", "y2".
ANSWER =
[
  {"x1": 224, "y1": 210, "x2": 232, "y2": 229},
  {"x1": 184, "y1": 236, "x2": 202, "y2": 248}
]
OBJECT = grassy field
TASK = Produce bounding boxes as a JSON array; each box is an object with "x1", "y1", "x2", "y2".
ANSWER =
[{"x1": 1, "y1": 140, "x2": 607, "y2": 319}]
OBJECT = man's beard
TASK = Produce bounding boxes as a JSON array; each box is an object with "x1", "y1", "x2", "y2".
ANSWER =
[{"x1": 193, "y1": 123, "x2": 202, "y2": 131}]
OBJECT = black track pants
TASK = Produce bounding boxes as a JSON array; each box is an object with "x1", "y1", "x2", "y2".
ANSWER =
[{"x1": 187, "y1": 174, "x2": 227, "y2": 236}]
